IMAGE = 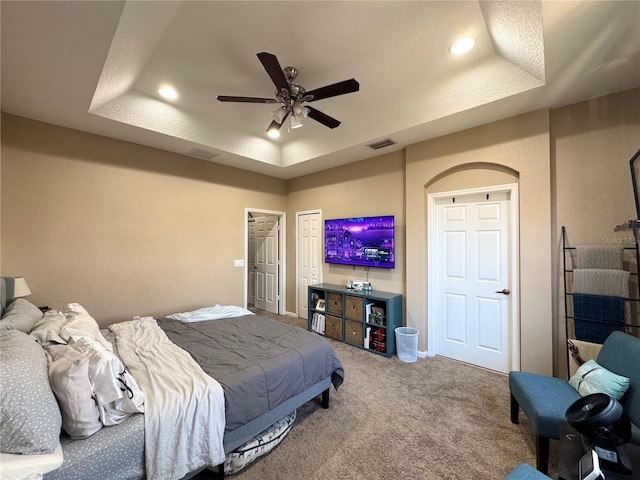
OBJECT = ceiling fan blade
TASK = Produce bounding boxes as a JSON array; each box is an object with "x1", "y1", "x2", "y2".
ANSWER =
[
  {"x1": 217, "y1": 95, "x2": 277, "y2": 103},
  {"x1": 306, "y1": 79, "x2": 359, "y2": 102},
  {"x1": 306, "y1": 106, "x2": 341, "y2": 129},
  {"x1": 257, "y1": 52, "x2": 290, "y2": 94}
]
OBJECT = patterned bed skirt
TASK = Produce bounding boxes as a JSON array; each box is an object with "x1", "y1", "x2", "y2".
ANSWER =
[{"x1": 224, "y1": 410, "x2": 296, "y2": 475}]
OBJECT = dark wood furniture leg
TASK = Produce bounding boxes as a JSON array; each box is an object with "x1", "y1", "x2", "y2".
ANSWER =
[
  {"x1": 321, "y1": 388, "x2": 329, "y2": 409},
  {"x1": 510, "y1": 393, "x2": 519, "y2": 424},
  {"x1": 213, "y1": 463, "x2": 224, "y2": 480},
  {"x1": 536, "y1": 434, "x2": 550, "y2": 475},
  {"x1": 511, "y1": 392, "x2": 549, "y2": 474}
]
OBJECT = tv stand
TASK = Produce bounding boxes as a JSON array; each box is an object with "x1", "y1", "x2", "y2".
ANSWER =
[{"x1": 308, "y1": 284, "x2": 402, "y2": 357}]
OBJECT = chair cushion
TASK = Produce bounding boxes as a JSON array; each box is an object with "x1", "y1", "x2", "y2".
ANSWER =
[
  {"x1": 597, "y1": 331, "x2": 640, "y2": 430},
  {"x1": 503, "y1": 463, "x2": 551, "y2": 479},
  {"x1": 509, "y1": 371, "x2": 581, "y2": 439}
]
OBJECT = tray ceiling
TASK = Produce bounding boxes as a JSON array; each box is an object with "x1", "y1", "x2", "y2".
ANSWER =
[{"x1": 2, "y1": 1, "x2": 639, "y2": 179}]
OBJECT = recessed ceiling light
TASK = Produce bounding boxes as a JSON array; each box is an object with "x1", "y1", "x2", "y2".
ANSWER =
[
  {"x1": 158, "y1": 87, "x2": 178, "y2": 100},
  {"x1": 449, "y1": 37, "x2": 475, "y2": 55}
]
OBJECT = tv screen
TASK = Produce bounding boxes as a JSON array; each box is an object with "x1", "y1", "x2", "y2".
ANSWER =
[{"x1": 325, "y1": 215, "x2": 395, "y2": 269}]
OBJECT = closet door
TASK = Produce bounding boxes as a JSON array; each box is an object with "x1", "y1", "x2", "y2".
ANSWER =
[
  {"x1": 434, "y1": 191, "x2": 513, "y2": 373},
  {"x1": 297, "y1": 211, "x2": 322, "y2": 319},
  {"x1": 254, "y1": 215, "x2": 279, "y2": 313}
]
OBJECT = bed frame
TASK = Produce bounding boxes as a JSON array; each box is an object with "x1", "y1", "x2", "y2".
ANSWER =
[
  {"x1": 223, "y1": 380, "x2": 330, "y2": 454},
  {"x1": 1, "y1": 277, "x2": 332, "y2": 480},
  {"x1": 209, "y1": 380, "x2": 330, "y2": 479}
]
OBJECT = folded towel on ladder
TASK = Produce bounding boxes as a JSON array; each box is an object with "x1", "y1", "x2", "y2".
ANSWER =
[
  {"x1": 572, "y1": 269, "x2": 629, "y2": 298},
  {"x1": 573, "y1": 293, "x2": 626, "y2": 344},
  {"x1": 575, "y1": 245, "x2": 624, "y2": 270}
]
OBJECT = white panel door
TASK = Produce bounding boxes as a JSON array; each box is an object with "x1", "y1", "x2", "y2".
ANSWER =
[
  {"x1": 435, "y1": 192, "x2": 511, "y2": 373},
  {"x1": 254, "y1": 215, "x2": 279, "y2": 313},
  {"x1": 298, "y1": 212, "x2": 322, "y2": 319},
  {"x1": 248, "y1": 219, "x2": 256, "y2": 306}
]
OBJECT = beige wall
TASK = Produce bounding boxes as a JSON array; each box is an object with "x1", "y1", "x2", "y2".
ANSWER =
[
  {"x1": 406, "y1": 110, "x2": 553, "y2": 374},
  {"x1": 285, "y1": 151, "x2": 406, "y2": 314},
  {"x1": 551, "y1": 88, "x2": 640, "y2": 378},
  {"x1": 2, "y1": 88, "x2": 639, "y2": 376},
  {"x1": 1, "y1": 114, "x2": 286, "y2": 326}
]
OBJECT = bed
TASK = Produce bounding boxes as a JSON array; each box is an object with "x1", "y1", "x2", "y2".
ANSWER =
[{"x1": 0, "y1": 277, "x2": 344, "y2": 480}]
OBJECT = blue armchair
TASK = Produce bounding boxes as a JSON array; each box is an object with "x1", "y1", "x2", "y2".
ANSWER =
[
  {"x1": 509, "y1": 331, "x2": 640, "y2": 474},
  {"x1": 503, "y1": 463, "x2": 551, "y2": 479}
]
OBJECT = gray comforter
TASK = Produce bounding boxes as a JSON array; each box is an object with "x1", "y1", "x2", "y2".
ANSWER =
[{"x1": 157, "y1": 314, "x2": 344, "y2": 432}]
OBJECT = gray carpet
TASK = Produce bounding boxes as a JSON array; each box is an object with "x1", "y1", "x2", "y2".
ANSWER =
[{"x1": 225, "y1": 309, "x2": 559, "y2": 479}]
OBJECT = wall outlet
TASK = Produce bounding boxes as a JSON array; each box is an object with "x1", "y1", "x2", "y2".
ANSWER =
[{"x1": 234, "y1": 259, "x2": 244, "y2": 268}]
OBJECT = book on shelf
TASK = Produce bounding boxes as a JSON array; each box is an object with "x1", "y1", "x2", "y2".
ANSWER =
[
  {"x1": 312, "y1": 312, "x2": 325, "y2": 334},
  {"x1": 371, "y1": 327, "x2": 386, "y2": 352}
]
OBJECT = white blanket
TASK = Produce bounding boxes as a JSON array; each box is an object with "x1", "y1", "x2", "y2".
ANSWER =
[
  {"x1": 166, "y1": 304, "x2": 254, "y2": 322},
  {"x1": 109, "y1": 317, "x2": 225, "y2": 480}
]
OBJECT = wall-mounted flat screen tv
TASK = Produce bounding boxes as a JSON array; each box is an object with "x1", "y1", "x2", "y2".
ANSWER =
[{"x1": 325, "y1": 215, "x2": 395, "y2": 269}]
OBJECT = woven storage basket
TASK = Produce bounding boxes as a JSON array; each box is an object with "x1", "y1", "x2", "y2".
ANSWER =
[
  {"x1": 327, "y1": 292, "x2": 343, "y2": 315},
  {"x1": 325, "y1": 315, "x2": 343, "y2": 340},
  {"x1": 345, "y1": 319, "x2": 364, "y2": 347},
  {"x1": 345, "y1": 295, "x2": 364, "y2": 320}
]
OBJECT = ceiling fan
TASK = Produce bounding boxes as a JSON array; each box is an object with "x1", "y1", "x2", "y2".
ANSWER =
[{"x1": 217, "y1": 52, "x2": 359, "y2": 137}]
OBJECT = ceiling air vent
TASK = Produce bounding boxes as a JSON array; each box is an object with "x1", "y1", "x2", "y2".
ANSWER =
[
  {"x1": 367, "y1": 138, "x2": 397, "y2": 150},
  {"x1": 186, "y1": 147, "x2": 217, "y2": 160}
]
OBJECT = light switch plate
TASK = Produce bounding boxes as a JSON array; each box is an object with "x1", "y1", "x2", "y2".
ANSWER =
[{"x1": 234, "y1": 259, "x2": 244, "y2": 268}]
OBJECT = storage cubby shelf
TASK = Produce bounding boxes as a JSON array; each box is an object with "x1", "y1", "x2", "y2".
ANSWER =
[{"x1": 308, "y1": 283, "x2": 402, "y2": 358}]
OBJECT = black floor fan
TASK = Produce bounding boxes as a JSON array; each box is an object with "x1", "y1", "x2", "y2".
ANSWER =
[{"x1": 565, "y1": 393, "x2": 634, "y2": 476}]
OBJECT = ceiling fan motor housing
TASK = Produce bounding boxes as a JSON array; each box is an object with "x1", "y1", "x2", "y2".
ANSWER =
[{"x1": 283, "y1": 66, "x2": 298, "y2": 82}]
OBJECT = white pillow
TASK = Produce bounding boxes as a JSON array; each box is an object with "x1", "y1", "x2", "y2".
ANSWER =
[
  {"x1": 69, "y1": 336, "x2": 144, "y2": 426},
  {"x1": 60, "y1": 303, "x2": 113, "y2": 352},
  {"x1": 166, "y1": 305, "x2": 255, "y2": 322},
  {"x1": 45, "y1": 345, "x2": 102, "y2": 438},
  {"x1": 30, "y1": 310, "x2": 68, "y2": 346}
]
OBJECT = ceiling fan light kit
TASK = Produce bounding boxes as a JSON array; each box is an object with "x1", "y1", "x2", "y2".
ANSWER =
[
  {"x1": 290, "y1": 115, "x2": 304, "y2": 130},
  {"x1": 266, "y1": 120, "x2": 281, "y2": 138},
  {"x1": 217, "y1": 52, "x2": 359, "y2": 138},
  {"x1": 271, "y1": 106, "x2": 288, "y2": 123}
]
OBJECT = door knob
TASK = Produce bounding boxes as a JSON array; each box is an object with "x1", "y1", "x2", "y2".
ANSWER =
[{"x1": 495, "y1": 288, "x2": 510, "y2": 295}]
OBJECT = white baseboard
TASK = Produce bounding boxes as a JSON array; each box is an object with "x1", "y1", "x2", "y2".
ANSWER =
[
  {"x1": 417, "y1": 350, "x2": 428, "y2": 359},
  {"x1": 284, "y1": 311, "x2": 298, "y2": 317}
]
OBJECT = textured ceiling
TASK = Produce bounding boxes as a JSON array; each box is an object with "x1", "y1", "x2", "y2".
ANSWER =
[{"x1": 2, "y1": 1, "x2": 639, "y2": 179}]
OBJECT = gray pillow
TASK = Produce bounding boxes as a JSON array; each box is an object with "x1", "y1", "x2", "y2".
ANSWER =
[
  {"x1": 0, "y1": 330, "x2": 62, "y2": 454},
  {"x1": 0, "y1": 298, "x2": 43, "y2": 333}
]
